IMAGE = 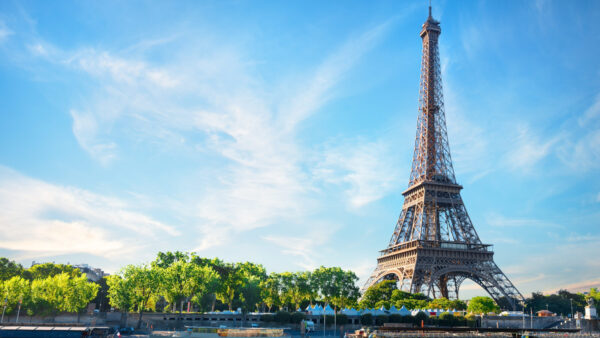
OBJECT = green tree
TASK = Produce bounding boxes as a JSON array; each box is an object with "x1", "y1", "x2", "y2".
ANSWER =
[
  {"x1": 215, "y1": 263, "x2": 244, "y2": 311},
  {"x1": 27, "y1": 263, "x2": 81, "y2": 280},
  {"x1": 152, "y1": 251, "x2": 190, "y2": 269},
  {"x1": 31, "y1": 273, "x2": 98, "y2": 320},
  {"x1": 311, "y1": 266, "x2": 358, "y2": 309},
  {"x1": 1, "y1": 276, "x2": 30, "y2": 315},
  {"x1": 0, "y1": 258, "x2": 24, "y2": 281},
  {"x1": 333, "y1": 270, "x2": 360, "y2": 309},
  {"x1": 260, "y1": 273, "x2": 281, "y2": 312},
  {"x1": 467, "y1": 296, "x2": 499, "y2": 314},
  {"x1": 240, "y1": 277, "x2": 262, "y2": 315},
  {"x1": 61, "y1": 274, "x2": 99, "y2": 321},
  {"x1": 121, "y1": 265, "x2": 160, "y2": 329},
  {"x1": 160, "y1": 260, "x2": 217, "y2": 316},
  {"x1": 526, "y1": 290, "x2": 586, "y2": 315},
  {"x1": 359, "y1": 280, "x2": 397, "y2": 309},
  {"x1": 589, "y1": 288, "x2": 600, "y2": 305},
  {"x1": 106, "y1": 275, "x2": 133, "y2": 311},
  {"x1": 390, "y1": 290, "x2": 429, "y2": 310},
  {"x1": 427, "y1": 297, "x2": 466, "y2": 310},
  {"x1": 279, "y1": 272, "x2": 304, "y2": 310}
]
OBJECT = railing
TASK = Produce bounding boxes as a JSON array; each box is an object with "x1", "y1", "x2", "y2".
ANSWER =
[{"x1": 381, "y1": 240, "x2": 493, "y2": 255}]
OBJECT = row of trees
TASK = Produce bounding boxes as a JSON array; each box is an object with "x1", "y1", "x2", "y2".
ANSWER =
[
  {"x1": 359, "y1": 280, "x2": 468, "y2": 311},
  {"x1": 2, "y1": 255, "x2": 599, "y2": 326},
  {"x1": 358, "y1": 279, "x2": 596, "y2": 316},
  {"x1": 105, "y1": 252, "x2": 360, "y2": 328},
  {"x1": 0, "y1": 269, "x2": 98, "y2": 319}
]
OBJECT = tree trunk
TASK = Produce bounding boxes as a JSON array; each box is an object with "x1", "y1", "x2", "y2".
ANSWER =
[
  {"x1": 120, "y1": 311, "x2": 128, "y2": 328},
  {"x1": 211, "y1": 294, "x2": 216, "y2": 312},
  {"x1": 77, "y1": 311, "x2": 81, "y2": 323},
  {"x1": 137, "y1": 306, "x2": 144, "y2": 329}
]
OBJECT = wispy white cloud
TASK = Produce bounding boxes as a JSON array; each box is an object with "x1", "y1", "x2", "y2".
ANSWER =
[
  {"x1": 314, "y1": 137, "x2": 403, "y2": 208},
  {"x1": 281, "y1": 20, "x2": 393, "y2": 133},
  {"x1": 0, "y1": 166, "x2": 179, "y2": 258},
  {"x1": 22, "y1": 21, "x2": 394, "y2": 254},
  {"x1": 485, "y1": 212, "x2": 562, "y2": 229},
  {"x1": 0, "y1": 21, "x2": 13, "y2": 43},
  {"x1": 543, "y1": 279, "x2": 600, "y2": 295},
  {"x1": 262, "y1": 222, "x2": 340, "y2": 271},
  {"x1": 578, "y1": 93, "x2": 600, "y2": 127},
  {"x1": 557, "y1": 94, "x2": 600, "y2": 172},
  {"x1": 504, "y1": 124, "x2": 561, "y2": 172}
]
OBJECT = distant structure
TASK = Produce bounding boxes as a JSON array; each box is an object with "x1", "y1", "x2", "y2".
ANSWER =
[
  {"x1": 73, "y1": 264, "x2": 106, "y2": 282},
  {"x1": 362, "y1": 6, "x2": 524, "y2": 310},
  {"x1": 31, "y1": 261, "x2": 106, "y2": 282}
]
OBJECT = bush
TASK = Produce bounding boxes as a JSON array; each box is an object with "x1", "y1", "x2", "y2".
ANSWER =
[
  {"x1": 261, "y1": 314, "x2": 275, "y2": 322},
  {"x1": 336, "y1": 314, "x2": 348, "y2": 325},
  {"x1": 437, "y1": 312, "x2": 455, "y2": 326},
  {"x1": 360, "y1": 313, "x2": 373, "y2": 325},
  {"x1": 388, "y1": 314, "x2": 403, "y2": 323},
  {"x1": 413, "y1": 311, "x2": 428, "y2": 326},
  {"x1": 290, "y1": 312, "x2": 305, "y2": 324},
  {"x1": 274, "y1": 311, "x2": 291, "y2": 323},
  {"x1": 375, "y1": 315, "x2": 389, "y2": 326}
]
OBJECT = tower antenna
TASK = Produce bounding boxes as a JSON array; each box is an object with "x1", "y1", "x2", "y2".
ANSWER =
[{"x1": 428, "y1": 0, "x2": 432, "y2": 17}]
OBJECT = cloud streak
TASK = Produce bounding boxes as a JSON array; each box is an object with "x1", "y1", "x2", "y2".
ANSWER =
[{"x1": 0, "y1": 166, "x2": 178, "y2": 258}]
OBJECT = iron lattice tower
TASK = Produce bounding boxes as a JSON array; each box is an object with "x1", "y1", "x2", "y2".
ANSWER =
[{"x1": 362, "y1": 7, "x2": 524, "y2": 310}]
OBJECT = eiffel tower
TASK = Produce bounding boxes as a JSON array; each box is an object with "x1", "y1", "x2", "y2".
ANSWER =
[{"x1": 361, "y1": 6, "x2": 524, "y2": 310}]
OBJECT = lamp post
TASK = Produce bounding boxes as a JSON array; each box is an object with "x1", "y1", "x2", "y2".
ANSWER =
[
  {"x1": 519, "y1": 301, "x2": 525, "y2": 330},
  {"x1": 334, "y1": 305, "x2": 336, "y2": 338},
  {"x1": 323, "y1": 303, "x2": 326, "y2": 337},
  {"x1": 570, "y1": 299, "x2": 573, "y2": 320},
  {"x1": 530, "y1": 308, "x2": 533, "y2": 329},
  {"x1": 1, "y1": 298, "x2": 7, "y2": 324},
  {"x1": 15, "y1": 298, "x2": 22, "y2": 324}
]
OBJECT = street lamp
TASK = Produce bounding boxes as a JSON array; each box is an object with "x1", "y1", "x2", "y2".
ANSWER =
[
  {"x1": 519, "y1": 301, "x2": 525, "y2": 330},
  {"x1": 1, "y1": 298, "x2": 7, "y2": 324},
  {"x1": 570, "y1": 299, "x2": 573, "y2": 320},
  {"x1": 15, "y1": 297, "x2": 22, "y2": 324}
]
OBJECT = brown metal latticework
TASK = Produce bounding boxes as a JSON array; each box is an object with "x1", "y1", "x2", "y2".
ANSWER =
[{"x1": 362, "y1": 7, "x2": 524, "y2": 310}]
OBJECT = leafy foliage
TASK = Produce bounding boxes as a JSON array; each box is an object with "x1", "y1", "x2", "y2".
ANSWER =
[
  {"x1": 274, "y1": 310, "x2": 291, "y2": 323},
  {"x1": 0, "y1": 258, "x2": 25, "y2": 281},
  {"x1": 467, "y1": 296, "x2": 499, "y2": 314},
  {"x1": 360, "y1": 313, "x2": 373, "y2": 325},
  {"x1": 525, "y1": 290, "x2": 586, "y2": 315}
]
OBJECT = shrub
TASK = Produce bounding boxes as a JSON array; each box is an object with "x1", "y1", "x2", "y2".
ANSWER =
[
  {"x1": 453, "y1": 314, "x2": 465, "y2": 327},
  {"x1": 388, "y1": 314, "x2": 403, "y2": 323},
  {"x1": 360, "y1": 313, "x2": 373, "y2": 325},
  {"x1": 375, "y1": 315, "x2": 389, "y2": 326},
  {"x1": 336, "y1": 314, "x2": 348, "y2": 325},
  {"x1": 274, "y1": 311, "x2": 291, "y2": 323},
  {"x1": 261, "y1": 314, "x2": 275, "y2": 322},
  {"x1": 290, "y1": 312, "x2": 305, "y2": 324},
  {"x1": 437, "y1": 312, "x2": 455, "y2": 326},
  {"x1": 413, "y1": 311, "x2": 428, "y2": 326}
]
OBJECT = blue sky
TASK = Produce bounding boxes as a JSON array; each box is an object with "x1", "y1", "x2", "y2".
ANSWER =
[{"x1": 0, "y1": 0, "x2": 599, "y2": 299}]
